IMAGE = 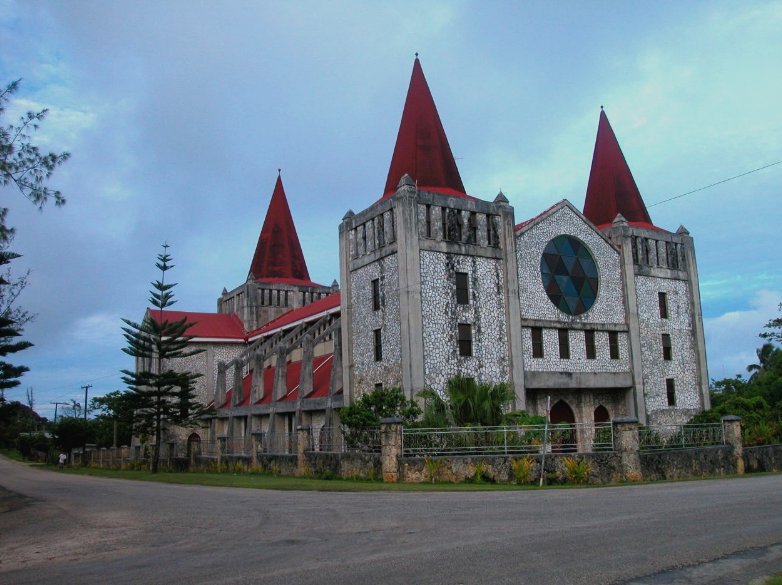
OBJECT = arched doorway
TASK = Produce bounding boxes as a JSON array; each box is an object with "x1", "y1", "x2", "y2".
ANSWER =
[
  {"x1": 593, "y1": 405, "x2": 610, "y2": 423},
  {"x1": 186, "y1": 433, "x2": 201, "y2": 461},
  {"x1": 549, "y1": 400, "x2": 576, "y2": 452}
]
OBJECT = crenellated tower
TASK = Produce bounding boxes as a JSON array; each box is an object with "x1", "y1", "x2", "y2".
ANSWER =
[
  {"x1": 219, "y1": 173, "x2": 336, "y2": 332},
  {"x1": 339, "y1": 58, "x2": 525, "y2": 405},
  {"x1": 583, "y1": 109, "x2": 710, "y2": 424}
]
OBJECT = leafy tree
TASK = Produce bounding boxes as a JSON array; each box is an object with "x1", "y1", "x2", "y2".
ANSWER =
[
  {"x1": 121, "y1": 244, "x2": 211, "y2": 472},
  {"x1": 0, "y1": 399, "x2": 42, "y2": 448},
  {"x1": 0, "y1": 77, "x2": 69, "y2": 397},
  {"x1": 760, "y1": 302, "x2": 782, "y2": 345},
  {"x1": 89, "y1": 390, "x2": 135, "y2": 448},
  {"x1": 1, "y1": 79, "x2": 70, "y2": 244},
  {"x1": 52, "y1": 416, "x2": 95, "y2": 453},
  {"x1": 340, "y1": 386, "x2": 421, "y2": 430}
]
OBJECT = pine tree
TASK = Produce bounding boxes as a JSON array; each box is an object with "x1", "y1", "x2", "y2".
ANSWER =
[
  {"x1": 0, "y1": 249, "x2": 32, "y2": 398},
  {"x1": 121, "y1": 244, "x2": 211, "y2": 473}
]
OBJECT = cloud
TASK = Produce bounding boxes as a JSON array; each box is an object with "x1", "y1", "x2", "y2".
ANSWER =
[
  {"x1": 704, "y1": 289, "x2": 781, "y2": 381},
  {"x1": 71, "y1": 311, "x2": 124, "y2": 348}
]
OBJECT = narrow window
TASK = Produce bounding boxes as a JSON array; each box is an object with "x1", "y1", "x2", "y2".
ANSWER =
[
  {"x1": 585, "y1": 330, "x2": 596, "y2": 360},
  {"x1": 468, "y1": 212, "x2": 478, "y2": 244},
  {"x1": 455, "y1": 272, "x2": 469, "y2": 305},
  {"x1": 441, "y1": 207, "x2": 447, "y2": 241},
  {"x1": 425, "y1": 204, "x2": 432, "y2": 238},
  {"x1": 662, "y1": 334, "x2": 672, "y2": 361},
  {"x1": 558, "y1": 329, "x2": 570, "y2": 359},
  {"x1": 374, "y1": 382, "x2": 383, "y2": 392},
  {"x1": 371, "y1": 278, "x2": 381, "y2": 311},
  {"x1": 458, "y1": 324, "x2": 473, "y2": 357},
  {"x1": 608, "y1": 331, "x2": 620, "y2": 360},
  {"x1": 666, "y1": 378, "x2": 676, "y2": 406},
  {"x1": 658, "y1": 292, "x2": 668, "y2": 319},
  {"x1": 531, "y1": 327, "x2": 544, "y2": 358},
  {"x1": 301, "y1": 291, "x2": 306, "y2": 306},
  {"x1": 373, "y1": 329, "x2": 382, "y2": 362},
  {"x1": 284, "y1": 290, "x2": 289, "y2": 307},
  {"x1": 377, "y1": 213, "x2": 385, "y2": 247}
]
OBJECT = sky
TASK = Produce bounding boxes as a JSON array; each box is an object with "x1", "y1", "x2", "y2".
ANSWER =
[{"x1": 0, "y1": 0, "x2": 780, "y2": 419}]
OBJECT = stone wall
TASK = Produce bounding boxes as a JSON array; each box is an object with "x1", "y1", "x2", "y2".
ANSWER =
[
  {"x1": 350, "y1": 253, "x2": 402, "y2": 395},
  {"x1": 419, "y1": 250, "x2": 509, "y2": 393},
  {"x1": 640, "y1": 446, "x2": 737, "y2": 481},
  {"x1": 636, "y1": 275, "x2": 700, "y2": 425},
  {"x1": 743, "y1": 445, "x2": 782, "y2": 473}
]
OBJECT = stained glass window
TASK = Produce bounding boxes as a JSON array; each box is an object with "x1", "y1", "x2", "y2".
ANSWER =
[{"x1": 540, "y1": 235, "x2": 599, "y2": 315}]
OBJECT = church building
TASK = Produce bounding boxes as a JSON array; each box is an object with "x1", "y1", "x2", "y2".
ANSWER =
[{"x1": 135, "y1": 57, "x2": 710, "y2": 454}]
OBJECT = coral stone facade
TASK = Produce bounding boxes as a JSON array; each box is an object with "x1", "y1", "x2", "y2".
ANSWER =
[{"x1": 133, "y1": 58, "x2": 710, "y2": 455}]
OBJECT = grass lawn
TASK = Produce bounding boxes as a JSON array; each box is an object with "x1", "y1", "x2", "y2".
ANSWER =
[{"x1": 47, "y1": 464, "x2": 554, "y2": 492}]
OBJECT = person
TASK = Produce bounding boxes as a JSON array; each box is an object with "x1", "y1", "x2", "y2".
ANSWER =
[{"x1": 58, "y1": 452, "x2": 67, "y2": 468}]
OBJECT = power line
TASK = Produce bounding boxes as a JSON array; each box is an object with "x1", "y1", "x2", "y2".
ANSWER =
[{"x1": 648, "y1": 159, "x2": 782, "y2": 208}]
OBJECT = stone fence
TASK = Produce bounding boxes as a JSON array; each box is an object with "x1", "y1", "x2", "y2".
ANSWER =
[{"x1": 85, "y1": 416, "x2": 782, "y2": 485}]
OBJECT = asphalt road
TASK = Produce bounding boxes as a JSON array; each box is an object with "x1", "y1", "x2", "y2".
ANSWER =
[{"x1": 1, "y1": 456, "x2": 781, "y2": 585}]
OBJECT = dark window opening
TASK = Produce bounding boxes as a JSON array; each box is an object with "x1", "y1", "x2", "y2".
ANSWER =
[
  {"x1": 658, "y1": 292, "x2": 668, "y2": 319},
  {"x1": 425, "y1": 204, "x2": 432, "y2": 238},
  {"x1": 458, "y1": 323, "x2": 473, "y2": 357},
  {"x1": 374, "y1": 382, "x2": 383, "y2": 392},
  {"x1": 662, "y1": 333, "x2": 672, "y2": 361},
  {"x1": 558, "y1": 329, "x2": 570, "y2": 359},
  {"x1": 371, "y1": 278, "x2": 381, "y2": 311},
  {"x1": 377, "y1": 214, "x2": 385, "y2": 247},
  {"x1": 441, "y1": 207, "x2": 447, "y2": 241},
  {"x1": 468, "y1": 212, "x2": 478, "y2": 244},
  {"x1": 455, "y1": 272, "x2": 469, "y2": 305},
  {"x1": 373, "y1": 329, "x2": 382, "y2": 362},
  {"x1": 666, "y1": 378, "x2": 676, "y2": 406},
  {"x1": 609, "y1": 331, "x2": 620, "y2": 360},
  {"x1": 585, "y1": 329, "x2": 596, "y2": 359},
  {"x1": 531, "y1": 327, "x2": 544, "y2": 358}
]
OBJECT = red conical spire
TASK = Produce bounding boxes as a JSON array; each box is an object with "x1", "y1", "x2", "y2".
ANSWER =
[
  {"x1": 583, "y1": 109, "x2": 654, "y2": 228},
  {"x1": 383, "y1": 57, "x2": 466, "y2": 198},
  {"x1": 248, "y1": 173, "x2": 311, "y2": 282}
]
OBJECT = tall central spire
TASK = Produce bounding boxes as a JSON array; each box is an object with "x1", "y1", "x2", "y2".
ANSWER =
[
  {"x1": 248, "y1": 173, "x2": 311, "y2": 282},
  {"x1": 583, "y1": 109, "x2": 654, "y2": 228},
  {"x1": 382, "y1": 57, "x2": 466, "y2": 198}
]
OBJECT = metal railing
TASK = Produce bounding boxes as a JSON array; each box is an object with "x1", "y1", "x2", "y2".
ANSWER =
[
  {"x1": 402, "y1": 423, "x2": 613, "y2": 456},
  {"x1": 639, "y1": 423, "x2": 724, "y2": 451}
]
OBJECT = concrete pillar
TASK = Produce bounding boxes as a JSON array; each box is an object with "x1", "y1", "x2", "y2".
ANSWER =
[
  {"x1": 232, "y1": 360, "x2": 244, "y2": 406},
  {"x1": 215, "y1": 361, "x2": 227, "y2": 406},
  {"x1": 273, "y1": 346, "x2": 288, "y2": 401},
  {"x1": 251, "y1": 353, "x2": 265, "y2": 402},
  {"x1": 612, "y1": 417, "x2": 642, "y2": 480},
  {"x1": 296, "y1": 426, "x2": 311, "y2": 477},
  {"x1": 722, "y1": 415, "x2": 744, "y2": 475},
  {"x1": 380, "y1": 417, "x2": 403, "y2": 483}
]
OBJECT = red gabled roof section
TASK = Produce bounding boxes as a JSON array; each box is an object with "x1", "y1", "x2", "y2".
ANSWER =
[
  {"x1": 383, "y1": 58, "x2": 467, "y2": 199},
  {"x1": 248, "y1": 174, "x2": 311, "y2": 283},
  {"x1": 221, "y1": 354, "x2": 334, "y2": 408},
  {"x1": 146, "y1": 310, "x2": 246, "y2": 340},
  {"x1": 583, "y1": 109, "x2": 656, "y2": 230},
  {"x1": 248, "y1": 292, "x2": 340, "y2": 339}
]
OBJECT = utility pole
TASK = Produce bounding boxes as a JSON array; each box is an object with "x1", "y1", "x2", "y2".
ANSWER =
[
  {"x1": 50, "y1": 401, "x2": 68, "y2": 423},
  {"x1": 81, "y1": 384, "x2": 92, "y2": 421}
]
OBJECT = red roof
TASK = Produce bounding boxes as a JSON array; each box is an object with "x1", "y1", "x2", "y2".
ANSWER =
[
  {"x1": 383, "y1": 58, "x2": 467, "y2": 199},
  {"x1": 221, "y1": 353, "x2": 334, "y2": 408},
  {"x1": 583, "y1": 109, "x2": 655, "y2": 228},
  {"x1": 248, "y1": 292, "x2": 340, "y2": 339},
  {"x1": 146, "y1": 310, "x2": 245, "y2": 340},
  {"x1": 256, "y1": 277, "x2": 325, "y2": 287},
  {"x1": 248, "y1": 174, "x2": 311, "y2": 282}
]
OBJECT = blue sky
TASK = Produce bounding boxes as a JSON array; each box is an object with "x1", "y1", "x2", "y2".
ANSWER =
[{"x1": 1, "y1": 0, "x2": 780, "y2": 418}]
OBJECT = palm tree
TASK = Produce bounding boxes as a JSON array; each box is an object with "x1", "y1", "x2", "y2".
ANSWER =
[{"x1": 747, "y1": 343, "x2": 779, "y2": 381}]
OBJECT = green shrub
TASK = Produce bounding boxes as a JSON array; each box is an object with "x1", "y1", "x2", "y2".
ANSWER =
[
  {"x1": 510, "y1": 456, "x2": 535, "y2": 484},
  {"x1": 423, "y1": 456, "x2": 444, "y2": 483},
  {"x1": 561, "y1": 456, "x2": 591, "y2": 484}
]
